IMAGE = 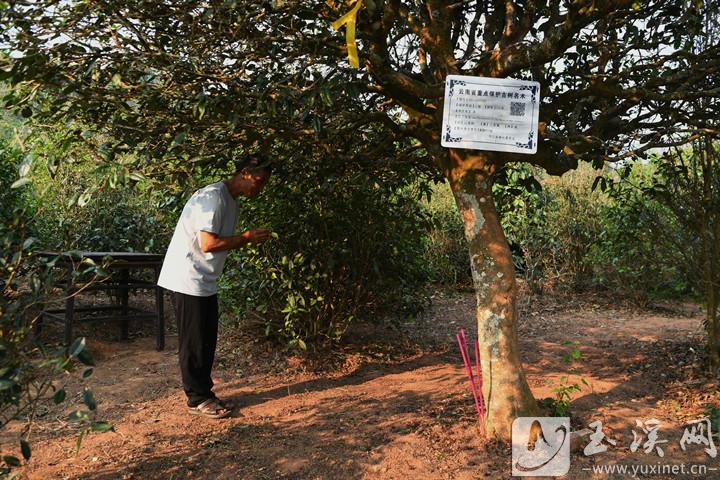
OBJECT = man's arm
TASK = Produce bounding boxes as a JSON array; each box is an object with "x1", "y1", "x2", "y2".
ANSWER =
[{"x1": 199, "y1": 228, "x2": 271, "y2": 253}]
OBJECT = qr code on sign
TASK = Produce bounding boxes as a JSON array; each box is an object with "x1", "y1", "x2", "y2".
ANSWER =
[{"x1": 510, "y1": 102, "x2": 525, "y2": 117}]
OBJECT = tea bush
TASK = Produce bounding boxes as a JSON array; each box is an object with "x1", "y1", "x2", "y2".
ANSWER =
[
  {"x1": 491, "y1": 161, "x2": 691, "y2": 300},
  {"x1": 220, "y1": 156, "x2": 434, "y2": 348},
  {"x1": 25, "y1": 157, "x2": 175, "y2": 253},
  {"x1": 421, "y1": 182, "x2": 472, "y2": 288}
]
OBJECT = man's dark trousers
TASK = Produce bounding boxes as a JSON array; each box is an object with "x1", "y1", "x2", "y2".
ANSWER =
[{"x1": 173, "y1": 291, "x2": 219, "y2": 407}]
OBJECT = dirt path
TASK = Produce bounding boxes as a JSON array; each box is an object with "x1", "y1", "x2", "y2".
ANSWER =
[{"x1": 2, "y1": 290, "x2": 718, "y2": 479}]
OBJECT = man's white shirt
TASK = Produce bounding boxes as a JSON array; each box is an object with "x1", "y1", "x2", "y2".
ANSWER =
[{"x1": 157, "y1": 182, "x2": 238, "y2": 296}]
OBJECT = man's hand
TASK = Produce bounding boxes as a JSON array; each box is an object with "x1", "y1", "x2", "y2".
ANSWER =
[{"x1": 243, "y1": 228, "x2": 272, "y2": 244}]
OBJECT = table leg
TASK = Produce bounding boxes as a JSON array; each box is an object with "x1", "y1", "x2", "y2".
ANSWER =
[
  {"x1": 120, "y1": 268, "x2": 129, "y2": 340},
  {"x1": 64, "y1": 267, "x2": 74, "y2": 346},
  {"x1": 154, "y1": 266, "x2": 165, "y2": 351}
]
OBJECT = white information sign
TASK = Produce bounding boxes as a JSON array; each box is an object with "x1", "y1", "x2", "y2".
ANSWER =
[{"x1": 441, "y1": 75, "x2": 541, "y2": 154}]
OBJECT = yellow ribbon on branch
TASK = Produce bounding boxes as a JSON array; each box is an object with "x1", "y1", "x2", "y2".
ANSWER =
[{"x1": 331, "y1": 0, "x2": 364, "y2": 69}]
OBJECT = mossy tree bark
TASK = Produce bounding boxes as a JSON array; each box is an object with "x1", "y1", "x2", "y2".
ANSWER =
[{"x1": 444, "y1": 149, "x2": 540, "y2": 439}]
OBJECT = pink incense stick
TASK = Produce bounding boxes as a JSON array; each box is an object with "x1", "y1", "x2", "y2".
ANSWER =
[
  {"x1": 457, "y1": 329, "x2": 483, "y2": 424},
  {"x1": 461, "y1": 329, "x2": 484, "y2": 420},
  {"x1": 474, "y1": 339, "x2": 486, "y2": 433}
]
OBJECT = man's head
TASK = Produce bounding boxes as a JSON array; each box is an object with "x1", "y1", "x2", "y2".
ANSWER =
[{"x1": 226, "y1": 154, "x2": 272, "y2": 198}]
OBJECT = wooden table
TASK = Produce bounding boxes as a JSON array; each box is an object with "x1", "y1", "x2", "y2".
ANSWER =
[{"x1": 37, "y1": 251, "x2": 166, "y2": 350}]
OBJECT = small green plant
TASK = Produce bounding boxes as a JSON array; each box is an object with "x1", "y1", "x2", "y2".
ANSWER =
[
  {"x1": 540, "y1": 341, "x2": 589, "y2": 416},
  {"x1": 705, "y1": 406, "x2": 720, "y2": 440}
]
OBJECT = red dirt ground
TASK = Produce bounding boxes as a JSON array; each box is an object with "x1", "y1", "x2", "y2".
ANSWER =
[{"x1": 2, "y1": 287, "x2": 718, "y2": 479}]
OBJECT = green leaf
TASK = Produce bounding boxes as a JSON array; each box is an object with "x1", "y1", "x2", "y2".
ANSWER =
[
  {"x1": 171, "y1": 132, "x2": 186, "y2": 148},
  {"x1": 0, "y1": 379, "x2": 16, "y2": 391},
  {"x1": 20, "y1": 440, "x2": 31, "y2": 461},
  {"x1": 53, "y1": 389, "x2": 66, "y2": 404},
  {"x1": 22, "y1": 237, "x2": 37, "y2": 250},
  {"x1": 3, "y1": 455, "x2": 20, "y2": 467},
  {"x1": 82, "y1": 368, "x2": 94, "y2": 378},
  {"x1": 77, "y1": 191, "x2": 92, "y2": 207},
  {"x1": 111, "y1": 73, "x2": 123, "y2": 86},
  {"x1": 90, "y1": 421, "x2": 114, "y2": 433},
  {"x1": 10, "y1": 177, "x2": 31, "y2": 189},
  {"x1": 83, "y1": 388, "x2": 97, "y2": 411},
  {"x1": 67, "y1": 192, "x2": 80, "y2": 208},
  {"x1": 58, "y1": 357, "x2": 72, "y2": 371},
  {"x1": 18, "y1": 153, "x2": 34, "y2": 177},
  {"x1": 77, "y1": 350, "x2": 95, "y2": 366},
  {"x1": 68, "y1": 337, "x2": 86, "y2": 357}
]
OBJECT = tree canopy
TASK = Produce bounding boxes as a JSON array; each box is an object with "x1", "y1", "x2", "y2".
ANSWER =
[{"x1": 1, "y1": 1, "x2": 717, "y2": 179}]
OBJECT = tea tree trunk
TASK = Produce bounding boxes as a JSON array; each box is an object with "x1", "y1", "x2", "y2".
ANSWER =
[{"x1": 446, "y1": 151, "x2": 540, "y2": 440}]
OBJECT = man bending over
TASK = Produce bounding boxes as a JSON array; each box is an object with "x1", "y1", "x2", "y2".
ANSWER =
[{"x1": 158, "y1": 155, "x2": 272, "y2": 419}]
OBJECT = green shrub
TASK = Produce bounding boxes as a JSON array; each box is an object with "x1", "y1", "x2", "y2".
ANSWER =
[
  {"x1": 493, "y1": 162, "x2": 599, "y2": 293},
  {"x1": 494, "y1": 163, "x2": 555, "y2": 293},
  {"x1": 586, "y1": 174, "x2": 688, "y2": 303},
  {"x1": 540, "y1": 165, "x2": 608, "y2": 291},
  {"x1": 421, "y1": 182, "x2": 471, "y2": 287},
  {"x1": 220, "y1": 156, "x2": 433, "y2": 348},
  {"x1": 23, "y1": 154, "x2": 175, "y2": 253},
  {"x1": 0, "y1": 140, "x2": 24, "y2": 224},
  {"x1": 492, "y1": 161, "x2": 690, "y2": 300}
]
